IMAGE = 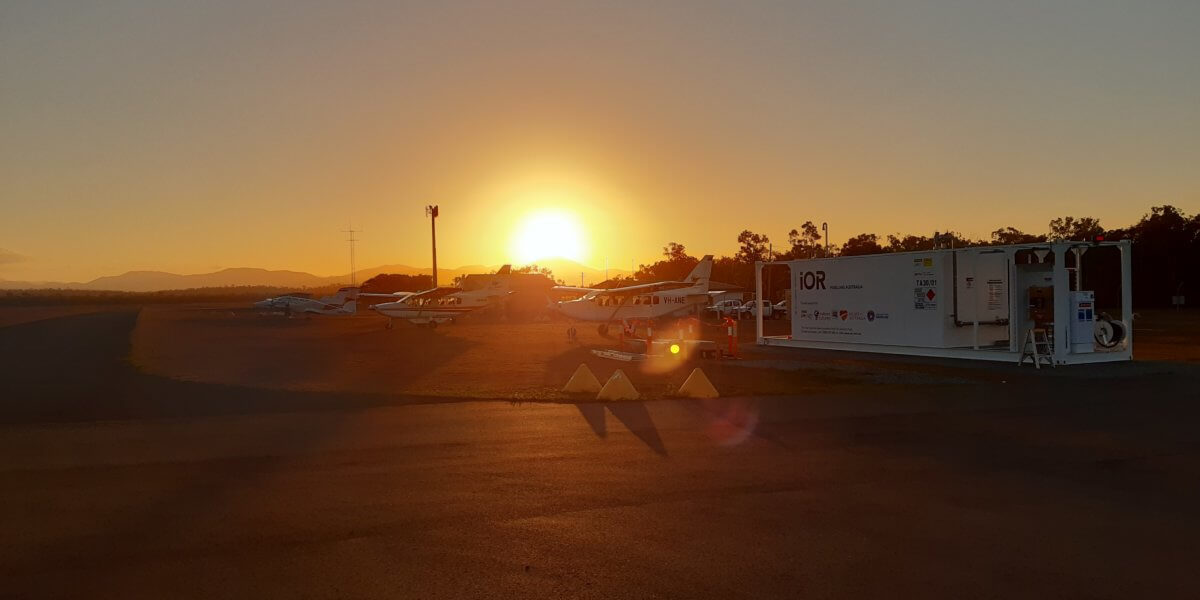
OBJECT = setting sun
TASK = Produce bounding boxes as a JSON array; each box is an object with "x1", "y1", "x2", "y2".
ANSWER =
[{"x1": 511, "y1": 210, "x2": 586, "y2": 264}]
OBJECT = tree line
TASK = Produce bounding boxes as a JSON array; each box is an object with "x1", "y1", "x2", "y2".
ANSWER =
[{"x1": 620, "y1": 205, "x2": 1197, "y2": 307}]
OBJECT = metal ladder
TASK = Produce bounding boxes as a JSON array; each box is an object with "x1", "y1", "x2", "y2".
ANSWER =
[{"x1": 1018, "y1": 328, "x2": 1054, "y2": 369}]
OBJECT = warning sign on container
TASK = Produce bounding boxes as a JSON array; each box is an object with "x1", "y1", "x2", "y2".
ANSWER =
[
  {"x1": 913, "y1": 271, "x2": 938, "y2": 311},
  {"x1": 914, "y1": 286, "x2": 937, "y2": 310},
  {"x1": 986, "y1": 279, "x2": 1004, "y2": 311}
]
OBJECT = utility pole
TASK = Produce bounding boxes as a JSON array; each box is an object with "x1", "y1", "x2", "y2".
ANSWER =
[
  {"x1": 822, "y1": 222, "x2": 829, "y2": 257},
  {"x1": 426, "y1": 205, "x2": 439, "y2": 287},
  {"x1": 342, "y1": 225, "x2": 360, "y2": 286}
]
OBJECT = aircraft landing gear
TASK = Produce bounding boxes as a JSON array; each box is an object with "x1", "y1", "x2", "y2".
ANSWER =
[{"x1": 597, "y1": 323, "x2": 609, "y2": 336}]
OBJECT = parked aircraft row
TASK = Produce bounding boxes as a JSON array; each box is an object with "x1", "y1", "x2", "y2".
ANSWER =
[{"x1": 251, "y1": 256, "x2": 717, "y2": 332}]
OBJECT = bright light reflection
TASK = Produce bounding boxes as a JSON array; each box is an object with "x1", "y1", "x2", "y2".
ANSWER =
[{"x1": 511, "y1": 210, "x2": 585, "y2": 263}]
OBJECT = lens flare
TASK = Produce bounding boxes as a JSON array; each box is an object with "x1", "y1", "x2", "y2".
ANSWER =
[{"x1": 701, "y1": 398, "x2": 761, "y2": 446}]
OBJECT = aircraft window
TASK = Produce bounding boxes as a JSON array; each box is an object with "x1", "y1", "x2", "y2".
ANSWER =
[
  {"x1": 632, "y1": 297, "x2": 641, "y2": 305},
  {"x1": 643, "y1": 295, "x2": 652, "y2": 304},
  {"x1": 653, "y1": 296, "x2": 660, "y2": 305}
]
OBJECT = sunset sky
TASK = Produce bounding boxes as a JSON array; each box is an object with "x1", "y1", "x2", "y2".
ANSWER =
[{"x1": 2, "y1": 1, "x2": 1198, "y2": 282}]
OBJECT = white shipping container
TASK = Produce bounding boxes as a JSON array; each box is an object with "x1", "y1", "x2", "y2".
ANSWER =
[
  {"x1": 758, "y1": 241, "x2": 1134, "y2": 365},
  {"x1": 787, "y1": 252, "x2": 1007, "y2": 348}
]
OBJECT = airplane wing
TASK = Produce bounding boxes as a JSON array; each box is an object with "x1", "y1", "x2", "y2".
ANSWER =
[
  {"x1": 596, "y1": 281, "x2": 695, "y2": 294},
  {"x1": 551, "y1": 286, "x2": 594, "y2": 295},
  {"x1": 404, "y1": 286, "x2": 461, "y2": 300},
  {"x1": 360, "y1": 292, "x2": 417, "y2": 298}
]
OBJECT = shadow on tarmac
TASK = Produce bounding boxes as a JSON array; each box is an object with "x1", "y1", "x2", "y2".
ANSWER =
[{"x1": 574, "y1": 401, "x2": 667, "y2": 456}]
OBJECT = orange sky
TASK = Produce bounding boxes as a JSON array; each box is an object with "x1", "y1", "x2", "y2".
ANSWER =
[{"x1": 2, "y1": 1, "x2": 1198, "y2": 282}]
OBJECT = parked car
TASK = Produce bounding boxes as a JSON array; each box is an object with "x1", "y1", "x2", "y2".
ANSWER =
[
  {"x1": 738, "y1": 300, "x2": 774, "y2": 320},
  {"x1": 772, "y1": 300, "x2": 789, "y2": 319},
  {"x1": 707, "y1": 299, "x2": 744, "y2": 318}
]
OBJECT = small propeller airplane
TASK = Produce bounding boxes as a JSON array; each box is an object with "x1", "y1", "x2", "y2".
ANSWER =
[
  {"x1": 253, "y1": 287, "x2": 359, "y2": 317},
  {"x1": 551, "y1": 255, "x2": 714, "y2": 334},
  {"x1": 369, "y1": 265, "x2": 516, "y2": 328}
]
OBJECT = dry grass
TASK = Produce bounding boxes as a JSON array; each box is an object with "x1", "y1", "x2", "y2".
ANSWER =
[{"x1": 1132, "y1": 308, "x2": 1200, "y2": 363}]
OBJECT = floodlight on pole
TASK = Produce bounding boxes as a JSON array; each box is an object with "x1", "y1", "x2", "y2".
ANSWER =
[
  {"x1": 426, "y1": 205, "x2": 439, "y2": 288},
  {"x1": 342, "y1": 225, "x2": 360, "y2": 286}
]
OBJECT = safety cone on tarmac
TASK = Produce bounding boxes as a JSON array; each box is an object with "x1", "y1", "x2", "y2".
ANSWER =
[
  {"x1": 676, "y1": 368, "x2": 720, "y2": 398},
  {"x1": 562, "y1": 364, "x2": 602, "y2": 394},
  {"x1": 596, "y1": 369, "x2": 640, "y2": 401}
]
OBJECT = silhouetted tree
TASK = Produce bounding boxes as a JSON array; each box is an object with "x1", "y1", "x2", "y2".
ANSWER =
[
  {"x1": 1048, "y1": 216, "x2": 1104, "y2": 241},
  {"x1": 361, "y1": 273, "x2": 432, "y2": 293},
  {"x1": 711, "y1": 255, "x2": 752, "y2": 289},
  {"x1": 663, "y1": 242, "x2": 690, "y2": 262},
  {"x1": 629, "y1": 242, "x2": 699, "y2": 282},
  {"x1": 514, "y1": 264, "x2": 563, "y2": 285},
  {"x1": 1120, "y1": 205, "x2": 1198, "y2": 306},
  {"x1": 990, "y1": 227, "x2": 1046, "y2": 245},
  {"x1": 840, "y1": 233, "x2": 884, "y2": 256},
  {"x1": 885, "y1": 234, "x2": 934, "y2": 253},
  {"x1": 784, "y1": 221, "x2": 822, "y2": 259},
  {"x1": 735, "y1": 230, "x2": 771, "y2": 263}
]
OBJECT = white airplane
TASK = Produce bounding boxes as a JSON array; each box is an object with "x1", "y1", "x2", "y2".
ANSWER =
[
  {"x1": 360, "y1": 290, "x2": 418, "y2": 302},
  {"x1": 552, "y1": 255, "x2": 714, "y2": 334},
  {"x1": 253, "y1": 286, "x2": 359, "y2": 317},
  {"x1": 370, "y1": 265, "x2": 516, "y2": 328}
]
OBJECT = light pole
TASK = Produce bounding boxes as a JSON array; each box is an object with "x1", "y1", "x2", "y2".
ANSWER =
[
  {"x1": 342, "y1": 225, "x2": 360, "y2": 286},
  {"x1": 822, "y1": 222, "x2": 829, "y2": 257},
  {"x1": 426, "y1": 205, "x2": 439, "y2": 287}
]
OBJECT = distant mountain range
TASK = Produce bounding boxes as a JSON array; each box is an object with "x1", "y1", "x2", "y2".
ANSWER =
[{"x1": 0, "y1": 258, "x2": 631, "y2": 292}]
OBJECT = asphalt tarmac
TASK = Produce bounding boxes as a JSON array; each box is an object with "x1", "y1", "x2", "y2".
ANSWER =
[{"x1": 2, "y1": 309, "x2": 1199, "y2": 598}]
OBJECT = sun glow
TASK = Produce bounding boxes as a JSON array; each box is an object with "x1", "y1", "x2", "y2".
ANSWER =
[{"x1": 511, "y1": 210, "x2": 586, "y2": 264}]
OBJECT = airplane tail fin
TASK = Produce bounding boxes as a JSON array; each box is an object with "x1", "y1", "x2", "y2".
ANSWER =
[
  {"x1": 685, "y1": 255, "x2": 714, "y2": 286},
  {"x1": 321, "y1": 286, "x2": 360, "y2": 304}
]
